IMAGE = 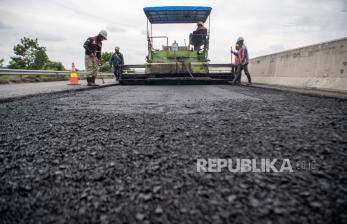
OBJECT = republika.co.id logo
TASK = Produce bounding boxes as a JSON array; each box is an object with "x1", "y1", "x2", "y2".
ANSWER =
[{"x1": 196, "y1": 158, "x2": 296, "y2": 173}]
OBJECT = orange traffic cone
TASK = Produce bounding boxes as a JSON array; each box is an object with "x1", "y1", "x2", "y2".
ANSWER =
[{"x1": 69, "y1": 62, "x2": 79, "y2": 85}]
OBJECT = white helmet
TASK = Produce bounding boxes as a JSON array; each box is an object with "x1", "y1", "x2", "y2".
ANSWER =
[
  {"x1": 115, "y1": 46, "x2": 120, "y2": 51},
  {"x1": 99, "y1": 30, "x2": 107, "y2": 40},
  {"x1": 237, "y1": 37, "x2": 244, "y2": 42}
]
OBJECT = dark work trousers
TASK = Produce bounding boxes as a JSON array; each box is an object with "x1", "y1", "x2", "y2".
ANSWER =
[
  {"x1": 231, "y1": 64, "x2": 236, "y2": 75},
  {"x1": 233, "y1": 63, "x2": 251, "y2": 84},
  {"x1": 113, "y1": 66, "x2": 122, "y2": 80},
  {"x1": 231, "y1": 64, "x2": 241, "y2": 83}
]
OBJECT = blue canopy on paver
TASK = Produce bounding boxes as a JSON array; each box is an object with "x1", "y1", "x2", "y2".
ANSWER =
[{"x1": 143, "y1": 6, "x2": 212, "y2": 24}]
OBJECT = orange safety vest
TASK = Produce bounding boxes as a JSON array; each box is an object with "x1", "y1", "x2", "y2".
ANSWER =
[
  {"x1": 233, "y1": 44, "x2": 241, "y2": 65},
  {"x1": 234, "y1": 54, "x2": 240, "y2": 65}
]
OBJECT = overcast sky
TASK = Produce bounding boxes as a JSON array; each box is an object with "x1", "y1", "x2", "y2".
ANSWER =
[{"x1": 0, "y1": 0, "x2": 346, "y2": 69}]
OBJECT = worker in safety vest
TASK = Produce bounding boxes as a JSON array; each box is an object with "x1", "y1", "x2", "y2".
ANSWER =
[
  {"x1": 231, "y1": 43, "x2": 241, "y2": 83},
  {"x1": 83, "y1": 30, "x2": 107, "y2": 86},
  {"x1": 109, "y1": 46, "x2": 124, "y2": 81},
  {"x1": 232, "y1": 37, "x2": 252, "y2": 85}
]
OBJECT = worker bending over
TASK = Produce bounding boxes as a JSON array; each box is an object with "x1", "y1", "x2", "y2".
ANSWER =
[
  {"x1": 109, "y1": 46, "x2": 124, "y2": 82},
  {"x1": 83, "y1": 30, "x2": 107, "y2": 86},
  {"x1": 232, "y1": 37, "x2": 252, "y2": 85}
]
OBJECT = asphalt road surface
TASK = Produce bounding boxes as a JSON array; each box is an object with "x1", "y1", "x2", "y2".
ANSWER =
[
  {"x1": 0, "y1": 85, "x2": 346, "y2": 224},
  {"x1": 0, "y1": 80, "x2": 115, "y2": 101}
]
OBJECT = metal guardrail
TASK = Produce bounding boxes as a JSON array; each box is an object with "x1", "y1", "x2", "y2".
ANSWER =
[
  {"x1": 0, "y1": 64, "x2": 233, "y2": 76},
  {"x1": 0, "y1": 69, "x2": 114, "y2": 77},
  {"x1": 0, "y1": 69, "x2": 71, "y2": 76}
]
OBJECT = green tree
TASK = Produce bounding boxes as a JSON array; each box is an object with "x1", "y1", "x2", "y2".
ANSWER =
[
  {"x1": 8, "y1": 37, "x2": 49, "y2": 69},
  {"x1": 0, "y1": 58, "x2": 4, "y2": 68},
  {"x1": 99, "y1": 52, "x2": 112, "y2": 72},
  {"x1": 100, "y1": 52, "x2": 112, "y2": 65},
  {"x1": 43, "y1": 61, "x2": 66, "y2": 71}
]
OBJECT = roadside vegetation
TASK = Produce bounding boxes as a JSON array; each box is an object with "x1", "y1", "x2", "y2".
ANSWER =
[
  {"x1": 1, "y1": 37, "x2": 114, "y2": 84},
  {"x1": 0, "y1": 58, "x2": 4, "y2": 68},
  {"x1": 7, "y1": 37, "x2": 66, "y2": 71},
  {"x1": 1, "y1": 37, "x2": 67, "y2": 83},
  {"x1": 99, "y1": 52, "x2": 113, "y2": 72}
]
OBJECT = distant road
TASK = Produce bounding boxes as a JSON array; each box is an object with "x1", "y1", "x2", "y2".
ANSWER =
[{"x1": 0, "y1": 80, "x2": 116, "y2": 101}]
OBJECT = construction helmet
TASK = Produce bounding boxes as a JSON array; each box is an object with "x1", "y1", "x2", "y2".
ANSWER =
[
  {"x1": 115, "y1": 46, "x2": 120, "y2": 51},
  {"x1": 237, "y1": 37, "x2": 244, "y2": 42},
  {"x1": 99, "y1": 30, "x2": 108, "y2": 40},
  {"x1": 197, "y1": 21, "x2": 204, "y2": 26}
]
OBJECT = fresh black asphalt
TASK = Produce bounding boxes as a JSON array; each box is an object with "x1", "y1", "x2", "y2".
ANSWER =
[{"x1": 0, "y1": 85, "x2": 346, "y2": 224}]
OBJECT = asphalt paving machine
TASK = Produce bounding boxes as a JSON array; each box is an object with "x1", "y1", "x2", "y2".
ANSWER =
[{"x1": 120, "y1": 6, "x2": 234, "y2": 84}]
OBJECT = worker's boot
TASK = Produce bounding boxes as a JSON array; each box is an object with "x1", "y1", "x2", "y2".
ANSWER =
[
  {"x1": 87, "y1": 77, "x2": 93, "y2": 86},
  {"x1": 246, "y1": 76, "x2": 252, "y2": 86},
  {"x1": 90, "y1": 77, "x2": 99, "y2": 86},
  {"x1": 232, "y1": 74, "x2": 240, "y2": 85}
]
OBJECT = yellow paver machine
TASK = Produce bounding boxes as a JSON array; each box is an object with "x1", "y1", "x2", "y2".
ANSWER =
[{"x1": 120, "y1": 6, "x2": 235, "y2": 84}]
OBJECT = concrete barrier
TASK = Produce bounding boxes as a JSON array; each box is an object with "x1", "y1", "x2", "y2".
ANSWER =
[{"x1": 247, "y1": 38, "x2": 347, "y2": 93}]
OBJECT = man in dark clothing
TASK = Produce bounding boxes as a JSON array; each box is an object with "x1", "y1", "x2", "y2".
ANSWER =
[
  {"x1": 109, "y1": 46, "x2": 124, "y2": 81},
  {"x1": 232, "y1": 37, "x2": 252, "y2": 85},
  {"x1": 191, "y1": 21, "x2": 208, "y2": 51},
  {"x1": 83, "y1": 30, "x2": 107, "y2": 86}
]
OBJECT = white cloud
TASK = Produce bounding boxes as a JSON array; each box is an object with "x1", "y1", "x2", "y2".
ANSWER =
[
  {"x1": 106, "y1": 25, "x2": 126, "y2": 33},
  {"x1": 0, "y1": 0, "x2": 346, "y2": 69}
]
